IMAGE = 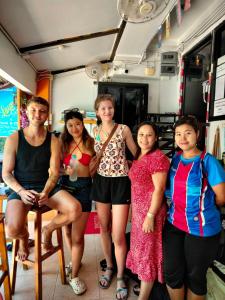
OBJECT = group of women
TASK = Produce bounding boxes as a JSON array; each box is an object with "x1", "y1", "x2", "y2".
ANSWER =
[{"x1": 58, "y1": 93, "x2": 225, "y2": 300}]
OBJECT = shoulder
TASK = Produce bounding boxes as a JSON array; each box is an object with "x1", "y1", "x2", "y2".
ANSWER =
[
  {"x1": 204, "y1": 152, "x2": 225, "y2": 185},
  {"x1": 6, "y1": 131, "x2": 19, "y2": 145},
  {"x1": 151, "y1": 149, "x2": 170, "y2": 163},
  {"x1": 203, "y1": 153, "x2": 222, "y2": 171},
  {"x1": 120, "y1": 124, "x2": 131, "y2": 135},
  {"x1": 50, "y1": 134, "x2": 60, "y2": 148},
  {"x1": 93, "y1": 125, "x2": 99, "y2": 137},
  {"x1": 146, "y1": 149, "x2": 170, "y2": 171}
]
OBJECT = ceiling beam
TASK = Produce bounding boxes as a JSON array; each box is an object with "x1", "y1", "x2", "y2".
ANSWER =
[
  {"x1": 110, "y1": 20, "x2": 126, "y2": 61},
  {"x1": 19, "y1": 28, "x2": 120, "y2": 53},
  {"x1": 51, "y1": 21, "x2": 127, "y2": 75},
  {"x1": 52, "y1": 59, "x2": 111, "y2": 75}
]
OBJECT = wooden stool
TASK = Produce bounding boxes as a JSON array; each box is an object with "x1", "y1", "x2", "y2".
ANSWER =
[
  {"x1": 10, "y1": 206, "x2": 66, "y2": 300},
  {"x1": 0, "y1": 213, "x2": 12, "y2": 300}
]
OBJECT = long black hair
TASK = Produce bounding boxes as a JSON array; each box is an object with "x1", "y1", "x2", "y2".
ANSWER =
[
  {"x1": 61, "y1": 110, "x2": 93, "y2": 153},
  {"x1": 134, "y1": 121, "x2": 159, "y2": 160}
]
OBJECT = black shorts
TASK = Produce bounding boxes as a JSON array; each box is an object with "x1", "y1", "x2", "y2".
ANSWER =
[
  {"x1": 7, "y1": 183, "x2": 61, "y2": 201},
  {"x1": 59, "y1": 176, "x2": 92, "y2": 212},
  {"x1": 163, "y1": 221, "x2": 220, "y2": 295},
  {"x1": 91, "y1": 173, "x2": 131, "y2": 205}
]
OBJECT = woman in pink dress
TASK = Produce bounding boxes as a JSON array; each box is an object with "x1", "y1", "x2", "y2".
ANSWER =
[{"x1": 126, "y1": 122, "x2": 170, "y2": 300}]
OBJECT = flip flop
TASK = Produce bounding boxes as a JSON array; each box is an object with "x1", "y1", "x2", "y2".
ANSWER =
[
  {"x1": 99, "y1": 266, "x2": 114, "y2": 289},
  {"x1": 116, "y1": 277, "x2": 128, "y2": 300}
]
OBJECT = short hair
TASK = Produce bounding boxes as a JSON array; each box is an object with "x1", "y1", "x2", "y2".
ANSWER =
[
  {"x1": 174, "y1": 115, "x2": 199, "y2": 133},
  {"x1": 27, "y1": 97, "x2": 49, "y2": 111}
]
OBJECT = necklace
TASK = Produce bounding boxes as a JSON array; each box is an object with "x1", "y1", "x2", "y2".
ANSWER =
[{"x1": 101, "y1": 124, "x2": 114, "y2": 138}]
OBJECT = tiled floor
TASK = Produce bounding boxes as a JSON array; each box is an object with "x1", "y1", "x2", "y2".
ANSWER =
[{"x1": 1, "y1": 222, "x2": 137, "y2": 300}]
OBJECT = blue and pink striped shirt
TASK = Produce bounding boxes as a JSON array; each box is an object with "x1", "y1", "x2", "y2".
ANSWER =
[{"x1": 166, "y1": 151, "x2": 225, "y2": 237}]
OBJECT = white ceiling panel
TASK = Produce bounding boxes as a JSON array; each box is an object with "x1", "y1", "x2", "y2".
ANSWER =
[
  {"x1": 28, "y1": 35, "x2": 116, "y2": 71},
  {"x1": 0, "y1": 0, "x2": 120, "y2": 47}
]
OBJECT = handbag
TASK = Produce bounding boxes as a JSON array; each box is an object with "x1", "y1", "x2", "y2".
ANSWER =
[{"x1": 89, "y1": 123, "x2": 118, "y2": 177}]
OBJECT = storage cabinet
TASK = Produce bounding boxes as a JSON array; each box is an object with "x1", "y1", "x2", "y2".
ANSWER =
[{"x1": 146, "y1": 113, "x2": 178, "y2": 158}]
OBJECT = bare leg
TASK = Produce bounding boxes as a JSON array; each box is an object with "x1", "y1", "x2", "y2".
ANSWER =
[
  {"x1": 64, "y1": 223, "x2": 72, "y2": 251},
  {"x1": 5, "y1": 199, "x2": 31, "y2": 261},
  {"x1": 187, "y1": 289, "x2": 205, "y2": 300},
  {"x1": 138, "y1": 281, "x2": 154, "y2": 300},
  {"x1": 112, "y1": 204, "x2": 129, "y2": 299},
  {"x1": 96, "y1": 202, "x2": 114, "y2": 287},
  {"x1": 167, "y1": 285, "x2": 185, "y2": 300},
  {"x1": 71, "y1": 212, "x2": 89, "y2": 278},
  {"x1": 111, "y1": 204, "x2": 129, "y2": 278},
  {"x1": 42, "y1": 190, "x2": 82, "y2": 248}
]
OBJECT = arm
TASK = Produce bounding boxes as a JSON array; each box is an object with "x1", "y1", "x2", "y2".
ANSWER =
[
  {"x1": 123, "y1": 125, "x2": 137, "y2": 156},
  {"x1": 212, "y1": 182, "x2": 225, "y2": 206},
  {"x1": 2, "y1": 133, "x2": 37, "y2": 204},
  {"x1": 142, "y1": 171, "x2": 167, "y2": 233},
  {"x1": 2, "y1": 133, "x2": 20, "y2": 191},
  {"x1": 38, "y1": 135, "x2": 60, "y2": 205}
]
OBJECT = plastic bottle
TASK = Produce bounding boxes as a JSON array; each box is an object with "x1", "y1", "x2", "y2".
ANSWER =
[{"x1": 69, "y1": 154, "x2": 78, "y2": 181}]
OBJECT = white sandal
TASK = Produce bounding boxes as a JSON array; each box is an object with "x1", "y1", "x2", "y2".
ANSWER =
[{"x1": 69, "y1": 277, "x2": 87, "y2": 295}]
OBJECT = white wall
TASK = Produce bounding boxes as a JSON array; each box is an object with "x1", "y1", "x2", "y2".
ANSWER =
[
  {"x1": 52, "y1": 63, "x2": 180, "y2": 131},
  {"x1": 52, "y1": 70, "x2": 97, "y2": 131},
  {"x1": 0, "y1": 31, "x2": 36, "y2": 94}
]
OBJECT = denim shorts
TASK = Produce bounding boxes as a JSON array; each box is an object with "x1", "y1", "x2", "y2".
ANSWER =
[
  {"x1": 7, "y1": 183, "x2": 61, "y2": 201},
  {"x1": 59, "y1": 176, "x2": 92, "y2": 212}
]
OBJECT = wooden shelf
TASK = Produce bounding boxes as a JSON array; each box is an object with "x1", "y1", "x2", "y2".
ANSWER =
[{"x1": 58, "y1": 118, "x2": 97, "y2": 125}]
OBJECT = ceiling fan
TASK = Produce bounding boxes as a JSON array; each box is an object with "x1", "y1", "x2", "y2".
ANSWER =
[{"x1": 117, "y1": 0, "x2": 170, "y2": 23}]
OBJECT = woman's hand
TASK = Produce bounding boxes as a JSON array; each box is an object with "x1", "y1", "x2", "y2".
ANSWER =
[
  {"x1": 64, "y1": 165, "x2": 74, "y2": 176},
  {"x1": 37, "y1": 192, "x2": 49, "y2": 206},
  {"x1": 142, "y1": 215, "x2": 154, "y2": 233}
]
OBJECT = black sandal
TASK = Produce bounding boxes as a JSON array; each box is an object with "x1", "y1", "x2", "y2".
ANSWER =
[
  {"x1": 99, "y1": 266, "x2": 114, "y2": 289},
  {"x1": 133, "y1": 283, "x2": 140, "y2": 296}
]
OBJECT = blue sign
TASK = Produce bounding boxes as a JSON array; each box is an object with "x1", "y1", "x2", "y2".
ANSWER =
[{"x1": 0, "y1": 86, "x2": 18, "y2": 136}]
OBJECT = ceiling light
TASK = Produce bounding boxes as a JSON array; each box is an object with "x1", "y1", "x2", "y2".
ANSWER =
[{"x1": 58, "y1": 45, "x2": 65, "y2": 51}]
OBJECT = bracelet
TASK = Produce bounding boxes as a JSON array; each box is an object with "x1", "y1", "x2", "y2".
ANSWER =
[
  {"x1": 16, "y1": 187, "x2": 24, "y2": 194},
  {"x1": 147, "y1": 212, "x2": 155, "y2": 219}
]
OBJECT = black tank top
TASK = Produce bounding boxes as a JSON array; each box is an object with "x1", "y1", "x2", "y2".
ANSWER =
[{"x1": 14, "y1": 129, "x2": 51, "y2": 185}]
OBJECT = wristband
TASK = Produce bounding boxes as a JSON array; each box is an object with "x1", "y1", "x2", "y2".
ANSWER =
[
  {"x1": 17, "y1": 187, "x2": 24, "y2": 194},
  {"x1": 147, "y1": 212, "x2": 155, "y2": 219}
]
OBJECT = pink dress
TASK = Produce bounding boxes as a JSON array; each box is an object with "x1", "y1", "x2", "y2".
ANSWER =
[{"x1": 126, "y1": 149, "x2": 170, "y2": 282}]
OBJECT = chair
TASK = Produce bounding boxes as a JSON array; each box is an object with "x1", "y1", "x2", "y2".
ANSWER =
[
  {"x1": 10, "y1": 205, "x2": 66, "y2": 300},
  {"x1": 0, "y1": 213, "x2": 12, "y2": 300}
]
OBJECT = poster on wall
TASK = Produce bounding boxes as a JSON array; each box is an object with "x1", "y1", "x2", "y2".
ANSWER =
[
  {"x1": 0, "y1": 86, "x2": 18, "y2": 137},
  {"x1": 214, "y1": 56, "x2": 225, "y2": 117}
]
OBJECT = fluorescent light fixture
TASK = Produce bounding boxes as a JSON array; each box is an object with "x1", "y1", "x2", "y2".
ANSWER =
[{"x1": 0, "y1": 68, "x2": 32, "y2": 94}]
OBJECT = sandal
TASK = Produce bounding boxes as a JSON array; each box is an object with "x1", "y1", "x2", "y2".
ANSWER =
[
  {"x1": 69, "y1": 277, "x2": 87, "y2": 295},
  {"x1": 133, "y1": 283, "x2": 140, "y2": 296},
  {"x1": 116, "y1": 277, "x2": 128, "y2": 300},
  {"x1": 99, "y1": 266, "x2": 114, "y2": 289}
]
